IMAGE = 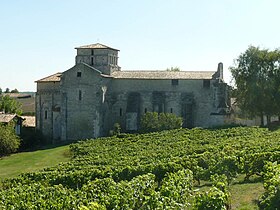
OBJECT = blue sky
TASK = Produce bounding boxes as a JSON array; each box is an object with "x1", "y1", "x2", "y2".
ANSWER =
[{"x1": 1, "y1": 0, "x2": 280, "y2": 91}]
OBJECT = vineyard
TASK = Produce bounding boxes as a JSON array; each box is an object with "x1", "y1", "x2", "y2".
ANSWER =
[{"x1": 1, "y1": 127, "x2": 280, "y2": 209}]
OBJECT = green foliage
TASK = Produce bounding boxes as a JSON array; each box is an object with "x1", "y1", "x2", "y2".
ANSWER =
[
  {"x1": 195, "y1": 173, "x2": 230, "y2": 209},
  {"x1": 140, "y1": 112, "x2": 158, "y2": 132},
  {"x1": 82, "y1": 174, "x2": 159, "y2": 209},
  {"x1": 79, "y1": 202, "x2": 106, "y2": 210},
  {"x1": 109, "y1": 123, "x2": 121, "y2": 136},
  {"x1": 20, "y1": 128, "x2": 47, "y2": 150},
  {"x1": 0, "y1": 95, "x2": 22, "y2": 115},
  {"x1": 2, "y1": 127, "x2": 280, "y2": 208},
  {"x1": 140, "y1": 112, "x2": 182, "y2": 132},
  {"x1": 195, "y1": 187, "x2": 229, "y2": 210},
  {"x1": 0, "y1": 124, "x2": 20, "y2": 156},
  {"x1": 160, "y1": 169, "x2": 193, "y2": 208},
  {"x1": 259, "y1": 162, "x2": 280, "y2": 209},
  {"x1": 0, "y1": 183, "x2": 83, "y2": 209},
  {"x1": 166, "y1": 66, "x2": 180, "y2": 71},
  {"x1": 10, "y1": 88, "x2": 19, "y2": 93},
  {"x1": 230, "y1": 46, "x2": 280, "y2": 124},
  {"x1": 158, "y1": 112, "x2": 183, "y2": 130}
]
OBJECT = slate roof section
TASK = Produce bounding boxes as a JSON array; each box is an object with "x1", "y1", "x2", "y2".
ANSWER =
[
  {"x1": 36, "y1": 72, "x2": 62, "y2": 82},
  {"x1": 75, "y1": 43, "x2": 119, "y2": 51},
  {"x1": 111, "y1": 70, "x2": 216, "y2": 80}
]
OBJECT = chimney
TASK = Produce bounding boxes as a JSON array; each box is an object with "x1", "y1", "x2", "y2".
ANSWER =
[{"x1": 218, "y1": 62, "x2": 223, "y2": 80}]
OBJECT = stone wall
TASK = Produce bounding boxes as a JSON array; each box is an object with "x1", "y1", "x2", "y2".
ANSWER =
[
  {"x1": 75, "y1": 48, "x2": 119, "y2": 75},
  {"x1": 36, "y1": 69, "x2": 230, "y2": 141},
  {"x1": 36, "y1": 82, "x2": 61, "y2": 141},
  {"x1": 59, "y1": 63, "x2": 108, "y2": 141},
  {"x1": 105, "y1": 78, "x2": 225, "y2": 132}
]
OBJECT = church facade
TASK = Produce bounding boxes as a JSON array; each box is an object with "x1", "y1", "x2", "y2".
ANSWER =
[{"x1": 36, "y1": 43, "x2": 231, "y2": 141}]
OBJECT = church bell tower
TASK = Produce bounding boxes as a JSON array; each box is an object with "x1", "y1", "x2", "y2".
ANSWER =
[{"x1": 75, "y1": 43, "x2": 120, "y2": 75}]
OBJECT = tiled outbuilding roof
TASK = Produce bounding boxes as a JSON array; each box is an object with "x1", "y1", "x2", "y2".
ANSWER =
[
  {"x1": 75, "y1": 43, "x2": 119, "y2": 51},
  {"x1": 35, "y1": 73, "x2": 62, "y2": 82},
  {"x1": 111, "y1": 70, "x2": 215, "y2": 80},
  {"x1": 22, "y1": 116, "x2": 35, "y2": 127},
  {"x1": 0, "y1": 113, "x2": 17, "y2": 123}
]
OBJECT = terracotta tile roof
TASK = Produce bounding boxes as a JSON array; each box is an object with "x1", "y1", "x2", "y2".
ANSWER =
[
  {"x1": 0, "y1": 113, "x2": 17, "y2": 123},
  {"x1": 75, "y1": 43, "x2": 119, "y2": 51},
  {"x1": 36, "y1": 72, "x2": 62, "y2": 82},
  {"x1": 111, "y1": 70, "x2": 215, "y2": 80}
]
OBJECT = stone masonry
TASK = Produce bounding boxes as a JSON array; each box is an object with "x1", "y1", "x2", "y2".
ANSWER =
[{"x1": 36, "y1": 43, "x2": 231, "y2": 141}]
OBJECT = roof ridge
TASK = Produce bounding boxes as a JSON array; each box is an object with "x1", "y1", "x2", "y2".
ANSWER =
[
  {"x1": 80, "y1": 62, "x2": 102, "y2": 74},
  {"x1": 118, "y1": 70, "x2": 215, "y2": 72},
  {"x1": 35, "y1": 72, "x2": 62, "y2": 82},
  {"x1": 75, "y1": 43, "x2": 119, "y2": 51}
]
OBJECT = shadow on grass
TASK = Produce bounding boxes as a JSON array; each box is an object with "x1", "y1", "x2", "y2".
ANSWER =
[{"x1": 233, "y1": 174, "x2": 263, "y2": 185}]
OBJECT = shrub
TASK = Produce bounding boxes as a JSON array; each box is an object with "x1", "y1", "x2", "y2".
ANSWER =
[
  {"x1": 195, "y1": 174, "x2": 230, "y2": 210},
  {"x1": 0, "y1": 124, "x2": 20, "y2": 156},
  {"x1": 258, "y1": 162, "x2": 280, "y2": 209},
  {"x1": 109, "y1": 123, "x2": 121, "y2": 136},
  {"x1": 195, "y1": 187, "x2": 229, "y2": 210},
  {"x1": 160, "y1": 169, "x2": 193, "y2": 208},
  {"x1": 20, "y1": 127, "x2": 46, "y2": 150},
  {"x1": 140, "y1": 112, "x2": 182, "y2": 133}
]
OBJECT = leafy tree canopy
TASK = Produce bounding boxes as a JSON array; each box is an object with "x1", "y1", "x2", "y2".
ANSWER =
[
  {"x1": 0, "y1": 95, "x2": 22, "y2": 115},
  {"x1": 11, "y1": 89, "x2": 19, "y2": 93},
  {"x1": 230, "y1": 46, "x2": 280, "y2": 125},
  {"x1": 0, "y1": 124, "x2": 20, "y2": 156},
  {"x1": 166, "y1": 66, "x2": 180, "y2": 71}
]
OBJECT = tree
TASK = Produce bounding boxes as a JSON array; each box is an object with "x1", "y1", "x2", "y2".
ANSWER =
[
  {"x1": 140, "y1": 112, "x2": 182, "y2": 133},
  {"x1": 0, "y1": 95, "x2": 22, "y2": 115},
  {"x1": 0, "y1": 88, "x2": 2, "y2": 95},
  {"x1": 11, "y1": 88, "x2": 19, "y2": 93},
  {"x1": 0, "y1": 124, "x2": 20, "y2": 156},
  {"x1": 230, "y1": 46, "x2": 280, "y2": 125},
  {"x1": 4, "y1": 88, "x2": 10, "y2": 93},
  {"x1": 166, "y1": 66, "x2": 180, "y2": 71}
]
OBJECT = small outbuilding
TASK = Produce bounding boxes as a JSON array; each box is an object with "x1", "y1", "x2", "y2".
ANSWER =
[{"x1": 0, "y1": 113, "x2": 25, "y2": 135}]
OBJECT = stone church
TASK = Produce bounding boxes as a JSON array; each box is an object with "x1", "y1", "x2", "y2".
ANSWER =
[{"x1": 36, "y1": 43, "x2": 230, "y2": 141}]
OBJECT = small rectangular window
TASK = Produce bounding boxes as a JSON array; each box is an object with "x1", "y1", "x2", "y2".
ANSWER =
[
  {"x1": 79, "y1": 90, "x2": 82, "y2": 100},
  {"x1": 203, "y1": 79, "x2": 210, "y2": 88},
  {"x1": 144, "y1": 108, "x2": 147, "y2": 113},
  {"x1": 44, "y1": 110, "x2": 48, "y2": 119},
  {"x1": 170, "y1": 108, "x2": 173, "y2": 113},
  {"x1": 120, "y1": 108, "x2": 122, "y2": 116},
  {"x1": 77, "y1": 72, "x2": 82, "y2": 77},
  {"x1": 172, "y1": 79, "x2": 179, "y2": 86}
]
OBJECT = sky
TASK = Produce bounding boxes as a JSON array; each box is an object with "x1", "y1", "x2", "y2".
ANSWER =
[{"x1": 1, "y1": 0, "x2": 280, "y2": 91}]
